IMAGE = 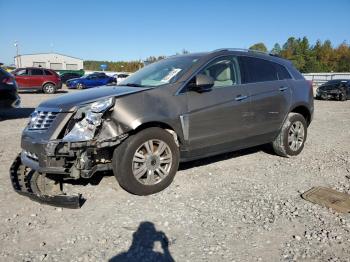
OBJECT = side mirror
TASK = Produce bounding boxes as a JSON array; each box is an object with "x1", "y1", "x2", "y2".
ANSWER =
[{"x1": 191, "y1": 74, "x2": 214, "y2": 93}]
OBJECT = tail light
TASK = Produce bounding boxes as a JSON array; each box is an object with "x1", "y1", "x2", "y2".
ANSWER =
[{"x1": 2, "y1": 77, "x2": 15, "y2": 85}]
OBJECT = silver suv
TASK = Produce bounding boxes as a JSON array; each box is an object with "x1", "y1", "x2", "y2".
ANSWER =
[{"x1": 10, "y1": 49, "x2": 314, "y2": 208}]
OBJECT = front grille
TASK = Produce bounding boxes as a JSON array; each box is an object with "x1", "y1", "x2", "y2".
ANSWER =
[{"x1": 28, "y1": 111, "x2": 59, "y2": 130}]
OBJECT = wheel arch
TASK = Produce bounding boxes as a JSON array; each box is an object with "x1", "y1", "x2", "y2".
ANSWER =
[
  {"x1": 130, "y1": 121, "x2": 182, "y2": 147},
  {"x1": 290, "y1": 105, "x2": 312, "y2": 126},
  {"x1": 42, "y1": 81, "x2": 57, "y2": 88}
]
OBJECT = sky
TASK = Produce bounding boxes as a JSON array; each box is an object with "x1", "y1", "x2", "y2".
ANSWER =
[{"x1": 1, "y1": 0, "x2": 349, "y2": 65}]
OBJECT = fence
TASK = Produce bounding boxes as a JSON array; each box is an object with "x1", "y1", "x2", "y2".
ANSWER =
[{"x1": 303, "y1": 73, "x2": 350, "y2": 87}]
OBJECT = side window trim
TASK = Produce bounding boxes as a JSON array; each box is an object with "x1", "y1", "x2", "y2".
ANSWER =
[{"x1": 239, "y1": 55, "x2": 294, "y2": 84}]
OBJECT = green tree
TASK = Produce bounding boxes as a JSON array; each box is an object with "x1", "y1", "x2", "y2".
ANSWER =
[
  {"x1": 270, "y1": 43, "x2": 281, "y2": 55},
  {"x1": 249, "y1": 42, "x2": 268, "y2": 52}
]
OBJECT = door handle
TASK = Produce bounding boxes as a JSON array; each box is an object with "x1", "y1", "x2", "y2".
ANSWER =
[
  {"x1": 279, "y1": 86, "x2": 288, "y2": 91},
  {"x1": 235, "y1": 95, "x2": 248, "y2": 101}
]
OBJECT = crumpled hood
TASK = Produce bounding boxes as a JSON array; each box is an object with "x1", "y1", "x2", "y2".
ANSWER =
[{"x1": 38, "y1": 85, "x2": 150, "y2": 112}]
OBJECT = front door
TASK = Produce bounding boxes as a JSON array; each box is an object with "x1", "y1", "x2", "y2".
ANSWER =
[
  {"x1": 185, "y1": 56, "x2": 250, "y2": 153},
  {"x1": 14, "y1": 68, "x2": 30, "y2": 88}
]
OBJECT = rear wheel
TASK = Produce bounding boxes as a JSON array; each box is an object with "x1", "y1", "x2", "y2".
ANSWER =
[
  {"x1": 43, "y1": 83, "x2": 56, "y2": 94},
  {"x1": 272, "y1": 113, "x2": 307, "y2": 157},
  {"x1": 112, "y1": 127, "x2": 179, "y2": 195}
]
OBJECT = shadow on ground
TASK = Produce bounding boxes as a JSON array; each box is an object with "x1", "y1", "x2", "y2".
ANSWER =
[
  {"x1": 0, "y1": 107, "x2": 35, "y2": 120},
  {"x1": 179, "y1": 144, "x2": 275, "y2": 171},
  {"x1": 109, "y1": 221, "x2": 174, "y2": 262}
]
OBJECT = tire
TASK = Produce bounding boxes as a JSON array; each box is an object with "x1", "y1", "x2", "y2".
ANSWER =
[
  {"x1": 112, "y1": 127, "x2": 180, "y2": 195},
  {"x1": 272, "y1": 113, "x2": 307, "y2": 157},
  {"x1": 76, "y1": 83, "x2": 84, "y2": 90},
  {"x1": 42, "y1": 83, "x2": 56, "y2": 94}
]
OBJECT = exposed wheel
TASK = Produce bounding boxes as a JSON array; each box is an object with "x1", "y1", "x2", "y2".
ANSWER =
[
  {"x1": 76, "y1": 83, "x2": 84, "y2": 89},
  {"x1": 112, "y1": 127, "x2": 180, "y2": 195},
  {"x1": 43, "y1": 83, "x2": 56, "y2": 94},
  {"x1": 272, "y1": 113, "x2": 307, "y2": 157}
]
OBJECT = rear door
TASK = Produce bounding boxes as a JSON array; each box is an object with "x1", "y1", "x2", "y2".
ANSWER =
[
  {"x1": 239, "y1": 56, "x2": 292, "y2": 139},
  {"x1": 186, "y1": 56, "x2": 251, "y2": 152}
]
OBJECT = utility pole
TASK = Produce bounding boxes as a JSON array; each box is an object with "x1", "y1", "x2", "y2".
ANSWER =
[{"x1": 14, "y1": 41, "x2": 21, "y2": 68}]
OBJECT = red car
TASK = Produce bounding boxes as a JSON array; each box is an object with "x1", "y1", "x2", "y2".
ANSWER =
[{"x1": 12, "y1": 67, "x2": 62, "y2": 94}]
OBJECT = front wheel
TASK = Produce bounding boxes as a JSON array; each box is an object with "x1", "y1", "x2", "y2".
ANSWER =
[
  {"x1": 76, "y1": 83, "x2": 84, "y2": 90},
  {"x1": 43, "y1": 83, "x2": 56, "y2": 94},
  {"x1": 272, "y1": 113, "x2": 307, "y2": 157},
  {"x1": 112, "y1": 127, "x2": 180, "y2": 195}
]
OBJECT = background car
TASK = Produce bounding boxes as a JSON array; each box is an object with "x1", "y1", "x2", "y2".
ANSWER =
[
  {"x1": 112, "y1": 73, "x2": 130, "y2": 84},
  {"x1": 66, "y1": 72, "x2": 116, "y2": 89},
  {"x1": 12, "y1": 67, "x2": 62, "y2": 94},
  {"x1": 60, "y1": 72, "x2": 82, "y2": 84},
  {"x1": 315, "y1": 79, "x2": 350, "y2": 101},
  {"x1": 0, "y1": 67, "x2": 20, "y2": 108}
]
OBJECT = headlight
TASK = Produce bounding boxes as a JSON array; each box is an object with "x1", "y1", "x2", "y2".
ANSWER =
[{"x1": 62, "y1": 97, "x2": 114, "y2": 142}]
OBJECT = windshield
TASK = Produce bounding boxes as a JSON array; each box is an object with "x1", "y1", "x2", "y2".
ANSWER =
[{"x1": 120, "y1": 56, "x2": 201, "y2": 87}]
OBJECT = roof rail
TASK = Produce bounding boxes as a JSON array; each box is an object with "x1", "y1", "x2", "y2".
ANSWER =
[{"x1": 212, "y1": 48, "x2": 273, "y2": 56}]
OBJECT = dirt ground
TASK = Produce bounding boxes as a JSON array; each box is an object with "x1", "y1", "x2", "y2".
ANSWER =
[{"x1": 0, "y1": 89, "x2": 349, "y2": 262}]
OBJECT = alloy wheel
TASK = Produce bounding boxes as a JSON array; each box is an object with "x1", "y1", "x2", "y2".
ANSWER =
[
  {"x1": 288, "y1": 121, "x2": 305, "y2": 151},
  {"x1": 132, "y1": 139, "x2": 172, "y2": 185}
]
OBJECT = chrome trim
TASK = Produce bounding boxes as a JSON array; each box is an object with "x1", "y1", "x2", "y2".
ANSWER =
[{"x1": 180, "y1": 114, "x2": 189, "y2": 141}]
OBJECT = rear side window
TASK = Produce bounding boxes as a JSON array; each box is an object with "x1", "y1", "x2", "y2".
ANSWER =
[
  {"x1": 30, "y1": 69, "x2": 43, "y2": 75},
  {"x1": 44, "y1": 70, "x2": 53, "y2": 75},
  {"x1": 275, "y1": 63, "x2": 292, "y2": 80},
  {"x1": 240, "y1": 57, "x2": 278, "y2": 83}
]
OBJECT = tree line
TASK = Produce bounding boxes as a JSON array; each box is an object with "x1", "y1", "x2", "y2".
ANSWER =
[
  {"x1": 249, "y1": 37, "x2": 350, "y2": 73},
  {"x1": 84, "y1": 38, "x2": 350, "y2": 73},
  {"x1": 83, "y1": 50, "x2": 189, "y2": 72},
  {"x1": 83, "y1": 60, "x2": 143, "y2": 72}
]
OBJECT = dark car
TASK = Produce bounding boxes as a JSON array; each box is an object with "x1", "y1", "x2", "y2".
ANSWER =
[
  {"x1": 315, "y1": 79, "x2": 350, "y2": 101},
  {"x1": 66, "y1": 73, "x2": 116, "y2": 89},
  {"x1": 12, "y1": 67, "x2": 62, "y2": 94},
  {"x1": 60, "y1": 72, "x2": 82, "y2": 84},
  {"x1": 10, "y1": 49, "x2": 314, "y2": 208},
  {"x1": 0, "y1": 67, "x2": 20, "y2": 108}
]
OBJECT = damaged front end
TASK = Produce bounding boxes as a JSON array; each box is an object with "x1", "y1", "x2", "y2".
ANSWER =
[{"x1": 10, "y1": 97, "x2": 128, "y2": 208}]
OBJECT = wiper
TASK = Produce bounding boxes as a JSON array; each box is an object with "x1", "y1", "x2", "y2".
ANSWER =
[{"x1": 122, "y1": 83, "x2": 145, "y2": 87}]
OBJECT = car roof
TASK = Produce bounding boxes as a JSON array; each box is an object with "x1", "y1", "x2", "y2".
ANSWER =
[{"x1": 166, "y1": 48, "x2": 291, "y2": 65}]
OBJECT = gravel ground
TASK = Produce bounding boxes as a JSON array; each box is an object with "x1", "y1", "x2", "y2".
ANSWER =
[{"x1": 0, "y1": 89, "x2": 349, "y2": 262}]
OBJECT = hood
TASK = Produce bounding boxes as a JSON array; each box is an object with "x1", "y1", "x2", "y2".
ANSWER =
[{"x1": 38, "y1": 85, "x2": 150, "y2": 111}]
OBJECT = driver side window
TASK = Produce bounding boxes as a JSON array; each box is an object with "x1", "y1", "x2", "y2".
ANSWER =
[{"x1": 199, "y1": 56, "x2": 240, "y2": 88}]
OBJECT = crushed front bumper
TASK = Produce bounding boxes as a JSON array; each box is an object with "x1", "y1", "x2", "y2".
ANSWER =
[{"x1": 10, "y1": 154, "x2": 83, "y2": 209}]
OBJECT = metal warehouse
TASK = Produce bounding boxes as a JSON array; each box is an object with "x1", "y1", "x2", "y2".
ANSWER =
[{"x1": 14, "y1": 53, "x2": 83, "y2": 70}]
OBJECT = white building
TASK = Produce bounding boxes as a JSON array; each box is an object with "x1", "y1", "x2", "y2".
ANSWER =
[{"x1": 15, "y1": 53, "x2": 83, "y2": 70}]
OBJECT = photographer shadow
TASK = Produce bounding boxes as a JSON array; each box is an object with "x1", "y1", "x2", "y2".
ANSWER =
[{"x1": 109, "y1": 221, "x2": 174, "y2": 262}]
